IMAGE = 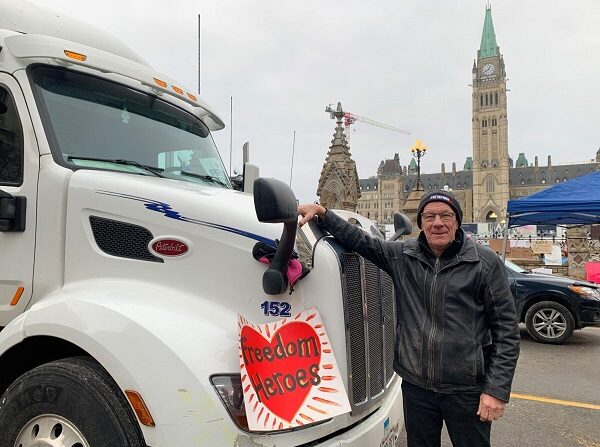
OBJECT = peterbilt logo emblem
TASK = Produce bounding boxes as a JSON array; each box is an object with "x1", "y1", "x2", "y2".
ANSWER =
[{"x1": 150, "y1": 239, "x2": 189, "y2": 257}]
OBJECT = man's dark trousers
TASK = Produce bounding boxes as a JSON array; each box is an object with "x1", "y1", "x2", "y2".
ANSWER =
[{"x1": 402, "y1": 380, "x2": 492, "y2": 447}]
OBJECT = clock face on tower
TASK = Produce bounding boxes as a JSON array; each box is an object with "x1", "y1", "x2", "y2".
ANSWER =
[{"x1": 482, "y1": 63, "x2": 495, "y2": 76}]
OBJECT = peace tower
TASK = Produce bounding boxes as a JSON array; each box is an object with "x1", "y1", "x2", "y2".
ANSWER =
[{"x1": 471, "y1": 6, "x2": 509, "y2": 222}]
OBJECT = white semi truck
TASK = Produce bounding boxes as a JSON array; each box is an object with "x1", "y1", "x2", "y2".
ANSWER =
[{"x1": 0, "y1": 1, "x2": 403, "y2": 446}]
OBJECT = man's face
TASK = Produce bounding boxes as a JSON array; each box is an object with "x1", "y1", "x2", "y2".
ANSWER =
[{"x1": 421, "y1": 202, "x2": 458, "y2": 254}]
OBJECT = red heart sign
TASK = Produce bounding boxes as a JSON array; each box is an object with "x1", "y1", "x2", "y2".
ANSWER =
[{"x1": 240, "y1": 322, "x2": 322, "y2": 423}]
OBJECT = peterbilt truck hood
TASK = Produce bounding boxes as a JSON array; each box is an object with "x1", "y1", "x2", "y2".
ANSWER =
[
  {"x1": 69, "y1": 169, "x2": 281, "y2": 250},
  {"x1": 64, "y1": 170, "x2": 289, "y2": 310},
  {"x1": 59, "y1": 169, "x2": 398, "y2": 440}
]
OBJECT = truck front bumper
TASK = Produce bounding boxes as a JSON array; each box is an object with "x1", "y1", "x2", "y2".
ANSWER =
[{"x1": 313, "y1": 378, "x2": 404, "y2": 447}]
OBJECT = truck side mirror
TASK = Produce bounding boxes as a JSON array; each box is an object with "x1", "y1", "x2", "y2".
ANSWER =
[
  {"x1": 0, "y1": 190, "x2": 26, "y2": 232},
  {"x1": 389, "y1": 212, "x2": 412, "y2": 241},
  {"x1": 253, "y1": 178, "x2": 297, "y2": 295}
]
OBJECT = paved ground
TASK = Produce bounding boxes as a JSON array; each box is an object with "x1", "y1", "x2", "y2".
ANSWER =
[{"x1": 397, "y1": 325, "x2": 600, "y2": 447}]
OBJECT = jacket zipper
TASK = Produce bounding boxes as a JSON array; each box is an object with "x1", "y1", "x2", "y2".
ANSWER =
[{"x1": 427, "y1": 258, "x2": 440, "y2": 387}]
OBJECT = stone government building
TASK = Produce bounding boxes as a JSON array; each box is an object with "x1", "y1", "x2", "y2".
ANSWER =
[{"x1": 318, "y1": 6, "x2": 600, "y2": 226}]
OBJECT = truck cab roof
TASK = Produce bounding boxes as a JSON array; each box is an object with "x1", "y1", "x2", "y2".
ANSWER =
[
  {"x1": 0, "y1": 0, "x2": 225, "y2": 131},
  {"x1": 0, "y1": 0, "x2": 149, "y2": 66}
]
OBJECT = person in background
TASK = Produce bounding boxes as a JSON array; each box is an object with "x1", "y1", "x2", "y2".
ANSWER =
[{"x1": 298, "y1": 190, "x2": 519, "y2": 447}]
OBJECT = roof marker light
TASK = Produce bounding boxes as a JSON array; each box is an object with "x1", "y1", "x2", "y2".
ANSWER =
[
  {"x1": 172, "y1": 86, "x2": 184, "y2": 95},
  {"x1": 64, "y1": 50, "x2": 87, "y2": 61},
  {"x1": 187, "y1": 93, "x2": 197, "y2": 102},
  {"x1": 153, "y1": 78, "x2": 167, "y2": 88}
]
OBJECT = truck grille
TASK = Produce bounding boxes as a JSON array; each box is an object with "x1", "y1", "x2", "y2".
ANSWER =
[
  {"x1": 340, "y1": 253, "x2": 396, "y2": 410},
  {"x1": 89, "y1": 216, "x2": 163, "y2": 263}
]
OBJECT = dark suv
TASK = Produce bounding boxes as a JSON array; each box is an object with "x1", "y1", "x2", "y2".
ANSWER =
[{"x1": 505, "y1": 259, "x2": 600, "y2": 344}]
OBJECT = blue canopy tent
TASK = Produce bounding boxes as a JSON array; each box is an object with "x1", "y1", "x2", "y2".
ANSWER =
[
  {"x1": 507, "y1": 170, "x2": 600, "y2": 227},
  {"x1": 501, "y1": 170, "x2": 600, "y2": 259}
]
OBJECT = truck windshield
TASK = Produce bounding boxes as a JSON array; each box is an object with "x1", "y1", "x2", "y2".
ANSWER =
[{"x1": 29, "y1": 65, "x2": 231, "y2": 188}]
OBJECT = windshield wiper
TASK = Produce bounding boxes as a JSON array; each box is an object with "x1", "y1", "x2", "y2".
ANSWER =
[
  {"x1": 67, "y1": 156, "x2": 166, "y2": 178},
  {"x1": 177, "y1": 170, "x2": 229, "y2": 187}
]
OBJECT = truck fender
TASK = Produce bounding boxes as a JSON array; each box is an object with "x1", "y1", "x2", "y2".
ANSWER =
[{"x1": 0, "y1": 280, "x2": 243, "y2": 447}]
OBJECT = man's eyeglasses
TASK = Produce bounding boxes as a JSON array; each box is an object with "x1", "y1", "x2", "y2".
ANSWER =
[{"x1": 421, "y1": 212, "x2": 455, "y2": 223}]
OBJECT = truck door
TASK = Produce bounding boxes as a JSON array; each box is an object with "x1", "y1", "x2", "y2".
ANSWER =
[{"x1": 0, "y1": 73, "x2": 38, "y2": 326}]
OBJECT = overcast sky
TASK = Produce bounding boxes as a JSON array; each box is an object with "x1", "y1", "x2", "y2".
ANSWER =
[{"x1": 31, "y1": 0, "x2": 600, "y2": 202}]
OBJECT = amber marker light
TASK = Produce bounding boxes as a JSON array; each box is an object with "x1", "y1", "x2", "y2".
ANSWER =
[
  {"x1": 187, "y1": 93, "x2": 197, "y2": 102},
  {"x1": 125, "y1": 390, "x2": 155, "y2": 427},
  {"x1": 172, "y1": 85, "x2": 184, "y2": 95},
  {"x1": 153, "y1": 78, "x2": 167, "y2": 88},
  {"x1": 9, "y1": 287, "x2": 24, "y2": 306},
  {"x1": 64, "y1": 50, "x2": 87, "y2": 61}
]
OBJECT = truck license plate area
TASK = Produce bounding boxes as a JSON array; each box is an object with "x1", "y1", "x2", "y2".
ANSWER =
[{"x1": 380, "y1": 420, "x2": 400, "y2": 447}]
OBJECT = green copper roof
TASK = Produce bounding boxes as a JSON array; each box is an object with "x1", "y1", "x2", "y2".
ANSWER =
[
  {"x1": 464, "y1": 157, "x2": 473, "y2": 171},
  {"x1": 479, "y1": 6, "x2": 498, "y2": 58},
  {"x1": 408, "y1": 158, "x2": 417, "y2": 173},
  {"x1": 516, "y1": 152, "x2": 529, "y2": 167}
]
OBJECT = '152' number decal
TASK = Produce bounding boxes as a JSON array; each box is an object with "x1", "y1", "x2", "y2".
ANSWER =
[{"x1": 260, "y1": 301, "x2": 291, "y2": 317}]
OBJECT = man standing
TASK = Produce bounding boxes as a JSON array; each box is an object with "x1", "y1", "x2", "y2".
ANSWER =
[{"x1": 298, "y1": 191, "x2": 519, "y2": 447}]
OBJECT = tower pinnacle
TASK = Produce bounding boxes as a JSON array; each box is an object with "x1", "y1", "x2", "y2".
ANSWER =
[{"x1": 479, "y1": 6, "x2": 499, "y2": 59}]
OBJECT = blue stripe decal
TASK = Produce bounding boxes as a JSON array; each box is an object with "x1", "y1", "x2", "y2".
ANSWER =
[{"x1": 95, "y1": 190, "x2": 278, "y2": 248}]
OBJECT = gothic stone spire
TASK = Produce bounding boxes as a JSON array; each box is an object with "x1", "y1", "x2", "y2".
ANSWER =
[{"x1": 317, "y1": 102, "x2": 361, "y2": 211}]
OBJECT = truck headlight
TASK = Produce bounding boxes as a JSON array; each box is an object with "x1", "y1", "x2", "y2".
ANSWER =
[
  {"x1": 210, "y1": 374, "x2": 331, "y2": 433},
  {"x1": 211, "y1": 374, "x2": 249, "y2": 431},
  {"x1": 569, "y1": 285, "x2": 600, "y2": 300}
]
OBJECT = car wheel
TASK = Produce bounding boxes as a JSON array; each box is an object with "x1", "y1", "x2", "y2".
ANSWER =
[
  {"x1": 525, "y1": 301, "x2": 575, "y2": 344},
  {"x1": 0, "y1": 356, "x2": 146, "y2": 447}
]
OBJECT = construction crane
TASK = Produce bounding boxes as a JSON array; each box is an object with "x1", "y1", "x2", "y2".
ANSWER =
[{"x1": 325, "y1": 103, "x2": 411, "y2": 144}]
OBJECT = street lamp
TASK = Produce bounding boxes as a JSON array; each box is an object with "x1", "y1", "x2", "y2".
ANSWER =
[{"x1": 410, "y1": 139, "x2": 428, "y2": 189}]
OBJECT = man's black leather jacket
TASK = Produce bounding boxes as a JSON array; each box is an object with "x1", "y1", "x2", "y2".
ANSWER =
[{"x1": 320, "y1": 211, "x2": 520, "y2": 402}]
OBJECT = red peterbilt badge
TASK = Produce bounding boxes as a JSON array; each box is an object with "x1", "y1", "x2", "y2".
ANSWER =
[{"x1": 150, "y1": 239, "x2": 189, "y2": 257}]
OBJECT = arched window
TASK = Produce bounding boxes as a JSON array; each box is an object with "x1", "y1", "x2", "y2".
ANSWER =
[
  {"x1": 485, "y1": 94, "x2": 488, "y2": 106},
  {"x1": 495, "y1": 92, "x2": 498, "y2": 104},
  {"x1": 480, "y1": 95, "x2": 483, "y2": 107},
  {"x1": 486, "y1": 176, "x2": 495, "y2": 192}
]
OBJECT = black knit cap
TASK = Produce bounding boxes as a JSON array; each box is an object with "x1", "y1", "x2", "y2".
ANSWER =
[{"x1": 417, "y1": 190, "x2": 463, "y2": 228}]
